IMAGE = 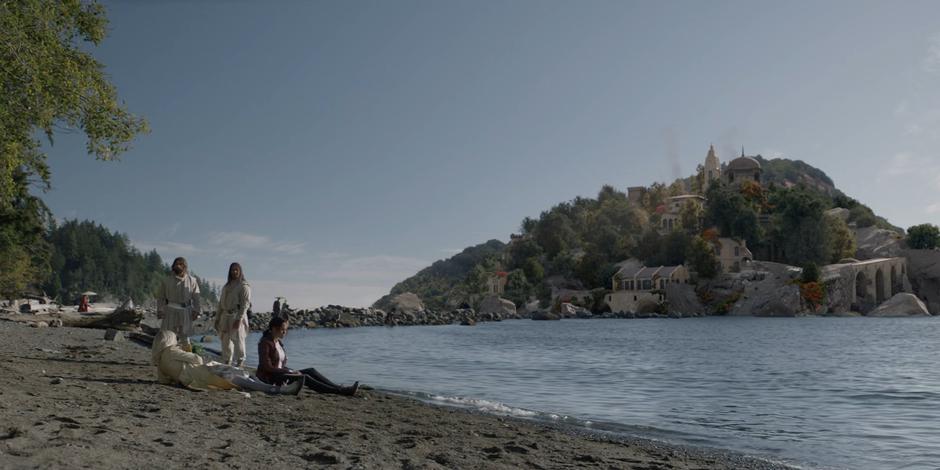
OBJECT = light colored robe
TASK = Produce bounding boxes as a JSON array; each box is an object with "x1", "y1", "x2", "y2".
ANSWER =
[
  {"x1": 151, "y1": 331, "x2": 235, "y2": 390},
  {"x1": 156, "y1": 273, "x2": 201, "y2": 340},
  {"x1": 216, "y1": 280, "x2": 251, "y2": 366}
]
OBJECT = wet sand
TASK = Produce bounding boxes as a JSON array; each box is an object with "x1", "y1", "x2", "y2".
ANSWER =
[{"x1": 0, "y1": 321, "x2": 793, "y2": 469}]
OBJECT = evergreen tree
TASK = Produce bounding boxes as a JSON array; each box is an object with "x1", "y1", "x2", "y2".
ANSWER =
[{"x1": 907, "y1": 224, "x2": 940, "y2": 249}]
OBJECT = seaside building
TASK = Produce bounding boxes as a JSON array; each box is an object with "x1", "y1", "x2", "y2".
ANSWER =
[
  {"x1": 713, "y1": 238, "x2": 753, "y2": 273},
  {"x1": 605, "y1": 264, "x2": 689, "y2": 313},
  {"x1": 486, "y1": 271, "x2": 508, "y2": 296}
]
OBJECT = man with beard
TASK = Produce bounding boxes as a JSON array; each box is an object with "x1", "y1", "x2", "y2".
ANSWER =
[
  {"x1": 157, "y1": 257, "x2": 201, "y2": 351},
  {"x1": 215, "y1": 262, "x2": 251, "y2": 367}
]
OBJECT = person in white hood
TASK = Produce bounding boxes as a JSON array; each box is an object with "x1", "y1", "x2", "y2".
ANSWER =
[{"x1": 151, "y1": 329, "x2": 302, "y2": 394}]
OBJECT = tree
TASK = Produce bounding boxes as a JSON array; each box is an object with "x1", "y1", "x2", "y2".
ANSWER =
[
  {"x1": 704, "y1": 182, "x2": 761, "y2": 246},
  {"x1": 801, "y1": 262, "x2": 820, "y2": 283},
  {"x1": 826, "y1": 214, "x2": 856, "y2": 262},
  {"x1": 769, "y1": 186, "x2": 831, "y2": 266},
  {"x1": 1, "y1": 0, "x2": 147, "y2": 294},
  {"x1": 907, "y1": 224, "x2": 940, "y2": 249},
  {"x1": 686, "y1": 236, "x2": 720, "y2": 279},
  {"x1": 678, "y1": 200, "x2": 703, "y2": 235},
  {"x1": 0, "y1": 170, "x2": 52, "y2": 299}
]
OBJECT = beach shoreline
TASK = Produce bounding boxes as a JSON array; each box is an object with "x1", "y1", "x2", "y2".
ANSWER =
[{"x1": 0, "y1": 321, "x2": 795, "y2": 469}]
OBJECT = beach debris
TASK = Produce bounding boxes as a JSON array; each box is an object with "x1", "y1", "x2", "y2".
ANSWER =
[
  {"x1": 58, "y1": 303, "x2": 143, "y2": 330},
  {"x1": 50, "y1": 377, "x2": 63, "y2": 385},
  {"x1": 29, "y1": 321, "x2": 49, "y2": 328},
  {"x1": 104, "y1": 329, "x2": 124, "y2": 341}
]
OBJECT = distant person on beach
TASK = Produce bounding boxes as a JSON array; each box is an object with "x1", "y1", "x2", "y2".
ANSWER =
[
  {"x1": 215, "y1": 262, "x2": 251, "y2": 367},
  {"x1": 78, "y1": 295, "x2": 90, "y2": 313},
  {"x1": 151, "y1": 330, "x2": 302, "y2": 395},
  {"x1": 156, "y1": 257, "x2": 201, "y2": 351},
  {"x1": 256, "y1": 316, "x2": 359, "y2": 396}
]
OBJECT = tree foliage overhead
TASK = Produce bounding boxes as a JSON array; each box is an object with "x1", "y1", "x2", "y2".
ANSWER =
[
  {"x1": 0, "y1": 0, "x2": 147, "y2": 297},
  {"x1": 1, "y1": 0, "x2": 148, "y2": 202}
]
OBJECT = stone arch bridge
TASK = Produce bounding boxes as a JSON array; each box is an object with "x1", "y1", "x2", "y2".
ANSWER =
[{"x1": 823, "y1": 257, "x2": 909, "y2": 312}]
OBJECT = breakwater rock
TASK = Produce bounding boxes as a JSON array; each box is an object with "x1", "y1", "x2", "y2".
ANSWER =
[{"x1": 248, "y1": 305, "x2": 526, "y2": 331}]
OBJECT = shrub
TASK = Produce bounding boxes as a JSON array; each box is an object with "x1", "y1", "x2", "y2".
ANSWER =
[{"x1": 907, "y1": 224, "x2": 940, "y2": 250}]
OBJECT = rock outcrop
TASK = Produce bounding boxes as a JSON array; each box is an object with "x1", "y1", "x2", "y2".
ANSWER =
[
  {"x1": 387, "y1": 292, "x2": 425, "y2": 315},
  {"x1": 478, "y1": 295, "x2": 516, "y2": 318},
  {"x1": 663, "y1": 283, "x2": 704, "y2": 317},
  {"x1": 901, "y1": 248, "x2": 940, "y2": 314},
  {"x1": 854, "y1": 226, "x2": 903, "y2": 260},
  {"x1": 246, "y1": 303, "x2": 525, "y2": 331},
  {"x1": 866, "y1": 293, "x2": 930, "y2": 317},
  {"x1": 725, "y1": 261, "x2": 804, "y2": 316}
]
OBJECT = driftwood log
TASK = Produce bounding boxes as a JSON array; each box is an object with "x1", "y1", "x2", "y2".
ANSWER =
[{"x1": 58, "y1": 307, "x2": 143, "y2": 331}]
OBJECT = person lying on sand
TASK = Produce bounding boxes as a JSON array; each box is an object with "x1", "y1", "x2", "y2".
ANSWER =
[
  {"x1": 256, "y1": 316, "x2": 359, "y2": 396},
  {"x1": 151, "y1": 330, "x2": 302, "y2": 395}
]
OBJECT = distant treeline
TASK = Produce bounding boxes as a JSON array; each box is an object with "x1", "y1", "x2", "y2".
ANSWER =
[{"x1": 41, "y1": 220, "x2": 219, "y2": 306}]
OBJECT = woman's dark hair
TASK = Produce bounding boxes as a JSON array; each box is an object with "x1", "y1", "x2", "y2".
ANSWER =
[
  {"x1": 261, "y1": 315, "x2": 287, "y2": 341},
  {"x1": 227, "y1": 262, "x2": 245, "y2": 283}
]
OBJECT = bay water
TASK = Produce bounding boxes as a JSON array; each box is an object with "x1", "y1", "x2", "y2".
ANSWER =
[{"x1": 231, "y1": 317, "x2": 940, "y2": 470}]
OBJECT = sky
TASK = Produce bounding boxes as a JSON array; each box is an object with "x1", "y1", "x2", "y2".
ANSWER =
[{"x1": 40, "y1": 0, "x2": 940, "y2": 309}]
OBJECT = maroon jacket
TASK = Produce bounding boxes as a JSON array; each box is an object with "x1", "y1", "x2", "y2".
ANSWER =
[{"x1": 256, "y1": 334, "x2": 292, "y2": 385}]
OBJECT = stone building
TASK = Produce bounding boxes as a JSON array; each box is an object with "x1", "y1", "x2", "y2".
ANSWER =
[
  {"x1": 703, "y1": 145, "x2": 721, "y2": 193},
  {"x1": 627, "y1": 186, "x2": 647, "y2": 204},
  {"x1": 486, "y1": 271, "x2": 508, "y2": 295},
  {"x1": 605, "y1": 264, "x2": 690, "y2": 313},
  {"x1": 713, "y1": 237, "x2": 753, "y2": 272},
  {"x1": 725, "y1": 150, "x2": 762, "y2": 185}
]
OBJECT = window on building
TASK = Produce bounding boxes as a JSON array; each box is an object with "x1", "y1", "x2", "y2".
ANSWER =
[
  {"x1": 642, "y1": 280, "x2": 651, "y2": 290},
  {"x1": 734, "y1": 246, "x2": 740, "y2": 257}
]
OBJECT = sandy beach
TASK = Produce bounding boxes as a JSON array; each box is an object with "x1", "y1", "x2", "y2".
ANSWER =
[{"x1": 0, "y1": 321, "x2": 793, "y2": 470}]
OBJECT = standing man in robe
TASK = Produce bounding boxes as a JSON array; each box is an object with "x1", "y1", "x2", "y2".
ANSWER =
[
  {"x1": 216, "y1": 262, "x2": 251, "y2": 367},
  {"x1": 157, "y1": 257, "x2": 201, "y2": 351}
]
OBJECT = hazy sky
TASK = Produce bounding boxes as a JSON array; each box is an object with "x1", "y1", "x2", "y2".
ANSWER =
[{"x1": 41, "y1": 0, "x2": 940, "y2": 308}]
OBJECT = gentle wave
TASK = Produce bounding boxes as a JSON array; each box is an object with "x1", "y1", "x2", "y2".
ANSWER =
[{"x1": 233, "y1": 317, "x2": 940, "y2": 470}]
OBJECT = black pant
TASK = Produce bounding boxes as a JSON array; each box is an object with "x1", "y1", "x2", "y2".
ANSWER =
[{"x1": 277, "y1": 368, "x2": 346, "y2": 395}]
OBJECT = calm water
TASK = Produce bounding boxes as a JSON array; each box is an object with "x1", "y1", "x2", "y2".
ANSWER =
[{"x1": 231, "y1": 317, "x2": 940, "y2": 470}]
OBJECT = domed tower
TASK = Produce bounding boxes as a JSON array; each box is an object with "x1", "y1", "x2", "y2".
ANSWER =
[
  {"x1": 703, "y1": 144, "x2": 721, "y2": 193},
  {"x1": 725, "y1": 148, "x2": 762, "y2": 185}
]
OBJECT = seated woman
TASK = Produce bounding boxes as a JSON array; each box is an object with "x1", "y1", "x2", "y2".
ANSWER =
[
  {"x1": 151, "y1": 330, "x2": 303, "y2": 395},
  {"x1": 256, "y1": 316, "x2": 359, "y2": 396}
]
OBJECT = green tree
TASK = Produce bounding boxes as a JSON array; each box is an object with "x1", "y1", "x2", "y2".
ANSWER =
[
  {"x1": 503, "y1": 270, "x2": 531, "y2": 307},
  {"x1": 686, "y1": 236, "x2": 720, "y2": 279},
  {"x1": 826, "y1": 214, "x2": 856, "y2": 262},
  {"x1": 521, "y1": 257, "x2": 544, "y2": 282},
  {"x1": 704, "y1": 182, "x2": 761, "y2": 246},
  {"x1": 0, "y1": 170, "x2": 52, "y2": 299},
  {"x1": 907, "y1": 223, "x2": 940, "y2": 249},
  {"x1": 1, "y1": 0, "x2": 147, "y2": 295},
  {"x1": 801, "y1": 262, "x2": 820, "y2": 283},
  {"x1": 769, "y1": 186, "x2": 832, "y2": 266},
  {"x1": 678, "y1": 200, "x2": 704, "y2": 235}
]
